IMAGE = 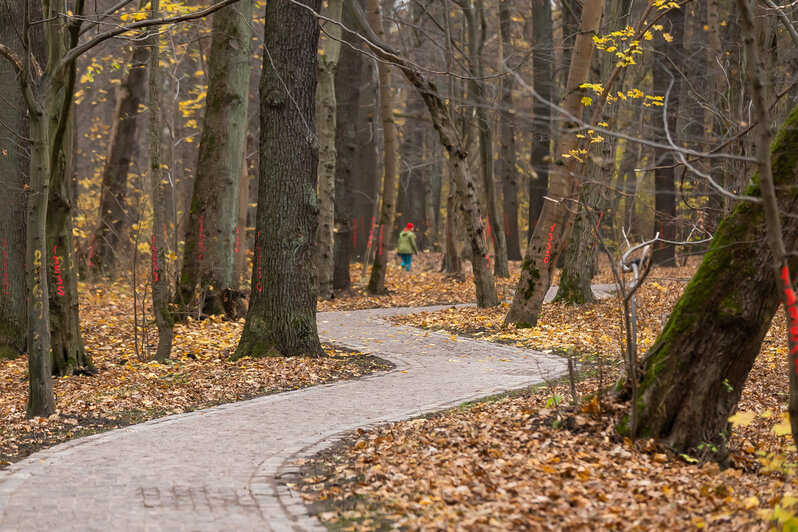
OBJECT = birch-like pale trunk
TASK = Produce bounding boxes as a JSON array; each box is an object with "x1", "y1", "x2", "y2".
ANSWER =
[
  {"x1": 314, "y1": 0, "x2": 343, "y2": 300},
  {"x1": 365, "y1": 0, "x2": 399, "y2": 295},
  {"x1": 148, "y1": 0, "x2": 174, "y2": 362},
  {"x1": 505, "y1": 0, "x2": 603, "y2": 326}
]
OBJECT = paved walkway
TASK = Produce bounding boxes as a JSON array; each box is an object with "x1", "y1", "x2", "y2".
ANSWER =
[{"x1": 0, "y1": 287, "x2": 616, "y2": 531}]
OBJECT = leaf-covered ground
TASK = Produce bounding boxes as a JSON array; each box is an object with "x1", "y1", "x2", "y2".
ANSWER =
[
  {"x1": 300, "y1": 259, "x2": 798, "y2": 530},
  {"x1": 0, "y1": 283, "x2": 392, "y2": 467},
  {"x1": 318, "y1": 253, "x2": 520, "y2": 311}
]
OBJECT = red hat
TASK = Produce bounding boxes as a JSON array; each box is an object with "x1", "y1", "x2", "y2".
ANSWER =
[{"x1": 406, "y1": 223, "x2": 414, "y2": 230}]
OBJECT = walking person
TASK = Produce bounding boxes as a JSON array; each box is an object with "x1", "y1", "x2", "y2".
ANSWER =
[{"x1": 397, "y1": 223, "x2": 418, "y2": 271}]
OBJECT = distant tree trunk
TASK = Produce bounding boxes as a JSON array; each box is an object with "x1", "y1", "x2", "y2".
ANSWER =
[
  {"x1": 556, "y1": 0, "x2": 630, "y2": 304},
  {"x1": 90, "y1": 41, "x2": 150, "y2": 276},
  {"x1": 651, "y1": 8, "x2": 684, "y2": 266},
  {"x1": 148, "y1": 0, "x2": 174, "y2": 362},
  {"x1": 441, "y1": 174, "x2": 462, "y2": 276},
  {"x1": 505, "y1": 0, "x2": 603, "y2": 326},
  {"x1": 459, "y1": 0, "x2": 508, "y2": 277},
  {"x1": 0, "y1": 0, "x2": 29, "y2": 360},
  {"x1": 233, "y1": 0, "x2": 324, "y2": 358},
  {"x1": 366, "y1": 0, "x2": 399, "y2": 295},
  {"x1": 233, "y1": 153, "x2": 249, "y2": 289},
  {"x1": 498, "y1": 0, "x2": 521, "y2": 261},
  {"x1": 621, "y1": 103, "x2": 798, "y2": 457},
  {"x1": 332, "y1": 18, "x2": 363, "y2": 290},
  {"x1": 528, "y1": 0, "x2": 553, "y2": 240},
  {"x1": 397, "y1": 94, "x2": 426, "y2": 247},
  {"x1": 175, "y1": 1, "x2": 252, "y2": 315},
  {"x1": 314, "y1": 0, "x2": 343, "y2": 300},
  {"x1": 620, "y1": 138, "x2": 641, "y2": 236}
]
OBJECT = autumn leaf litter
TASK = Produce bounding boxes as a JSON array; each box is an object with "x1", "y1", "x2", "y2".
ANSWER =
[{"x1": 299, "y1": 258, "x2": 798, "y2": 530}]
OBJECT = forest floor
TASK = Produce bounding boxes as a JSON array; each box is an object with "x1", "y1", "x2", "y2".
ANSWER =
[
  {"x1": 298, "y1": 255, "x2": 798, "y2": 531},
  {"x1": 0, "y1": 251, "x2": 509, "y2": 467}
]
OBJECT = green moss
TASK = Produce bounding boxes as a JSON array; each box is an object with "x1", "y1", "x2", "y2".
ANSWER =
[{"x1": 514, "y1": 322, "x2": 532, "y2": 329}]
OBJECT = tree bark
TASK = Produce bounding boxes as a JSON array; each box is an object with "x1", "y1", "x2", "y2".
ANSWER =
[
  {"x1": 528, "y1": 0, "x2": 553, "y2": 240},
  {"x1": 621, "y1": 103, "x2": 798, "y2": 457},
  {"x1": 47, "y1": 104, "x2": 90, "y2": 375},
  {"x1": 366, "y1": 0, "x2": 399, "y2": 295},
  {"x1": 0, "y1": 0, "x2": 29, "y2": 360},
  {"x1": 148, "y1": 0, "x2": 174, "y2": 362},
  {"x1": 332, "y1": 17, "x2": 363, "y2": 290},
  {"x1": 498, "y1": 0, "x2": 521, "y2": 261},
  {"x1": 175, "y1": 1, "x2": 253, "y2": 315},
  {"x1": 233, "y1": 0, "x2": 324, "y2": 358},
  {"x1": 90, "y1": 41, "x2": 150, "y2": 277},
  {"x1": 314, "y1": 0, "x2": 343, "y2": 300}
]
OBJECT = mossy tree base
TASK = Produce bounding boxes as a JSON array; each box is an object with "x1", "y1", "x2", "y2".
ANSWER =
[{"x1": 622, "y1": 104, "x2": 798, "y2": 458}]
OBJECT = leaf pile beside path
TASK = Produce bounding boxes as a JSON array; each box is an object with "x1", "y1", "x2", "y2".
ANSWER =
[
  {"x1": 301, "y1": 262, "x2": 798, "y2": 530},
  {"x1": 0, "y1": 283, "x2": 389, "y2": 467}
]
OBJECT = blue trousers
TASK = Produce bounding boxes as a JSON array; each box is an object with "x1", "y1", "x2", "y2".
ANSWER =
[{"x1": 399, "y1": 253, "x2": 412, "y2": 271}]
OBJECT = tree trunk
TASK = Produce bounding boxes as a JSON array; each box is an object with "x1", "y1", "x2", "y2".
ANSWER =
[
  {"x1": 505, "y1": 0, "x2": 603, "y2": 326},
  {"x1": 332, "y1": 17, "x2": 363, "y2": 290},
  {"x1": 498, "y1": 0, "x2": 521, "y2": 261},
  {"x1": 314, "y1": 0, "x2": 343, "y2": 300},
  {"x1": 0, "y1": 0, "x2": 29, "y2": 360},
  {"x1": 366, "y1": 0, "x2": 399, "y2": 295},
  {"x1": 90, "y1": 41, "x2": 150, "y2": 277},
  {"x1": 556, "y1": 0, "x2": 630, "y2": 304},
  {"x1": 148, "y1": 0, "x2": 174, "y2": 362},
  {"x1": 651, "y1": 8, "x2": 684, "y2": 266},
  {"x1": 528, "y1": 0, "x2": 553, "y2": 240},
  {"x1": 175, "y1": 1, "x2": 252, "y2": 315},
  {"x1": 621, "y1": 103, "x2": 798, "y2": 457},
  {"x1": 233, "y1": 0, "x2": 324, "y2": 359},
  {"x1": 460, "y1": 0, "x2": 508, "y2": 278},
  {"x1": 233, "y1": 152, "x2": 250, "y2": 288},
  {"x1": 47, "y1": 107, "x2": 90, "y2": 375}
]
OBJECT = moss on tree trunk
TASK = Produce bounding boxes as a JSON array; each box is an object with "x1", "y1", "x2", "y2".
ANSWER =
[{"x1": 622, "y1": 104, "x2": 798, "y2": 459}]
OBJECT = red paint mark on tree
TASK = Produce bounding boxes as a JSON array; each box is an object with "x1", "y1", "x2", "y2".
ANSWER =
[
  {"x1": 198, "y1": 214, "x2": 205, "y2": 263},
  {"x1": 151, "y1": 236, "x2": 159, "y2": 282},
  {"x1": 255, "y1": 231, "x2": 263, "y2": 293},
  {"x1": 543, "y1": 223, "x2": 556, "y2": 264},
  {"x1": 88, "y1": 234, "x2": 95, "y2": 268},
  {"x1": 1, "y1": 238, "x2": 8, "y2": 296},
  {"x1": 780, "y1": 266, "x2": 798, "y2": 374},
  {"x1": 234, "y1": 224, "x2": 240, "y2": 256},
  {"x1": 365, "y1": 217, "x2": 375, "y2": 255},
  {"x1": 592, "y1": 211, "x2": 604, "y2": 249},
  {"x1": 52, "y1": 245, "x2": 65, "y2": 296},
  {"x1": 378, "y1": 224, "x2": 384, "y2": 256},
  {"x1": 505, "y1": 215, "x2": 510, "y2": 237}
]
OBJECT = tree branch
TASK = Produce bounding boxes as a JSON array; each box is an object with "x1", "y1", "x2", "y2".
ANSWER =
[{"x1": 59, "y1": 0, "x2": 243, "y2": 71}]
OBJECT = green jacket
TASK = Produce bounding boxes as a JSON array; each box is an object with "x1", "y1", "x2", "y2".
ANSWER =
[{"x1": 396, "y1": 230, "x2": 418, "y2": 254}]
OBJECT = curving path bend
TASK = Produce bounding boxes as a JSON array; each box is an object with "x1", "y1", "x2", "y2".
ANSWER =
[{"x1": 0, "y1": 285, "x2": 615, "y2": 531}]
